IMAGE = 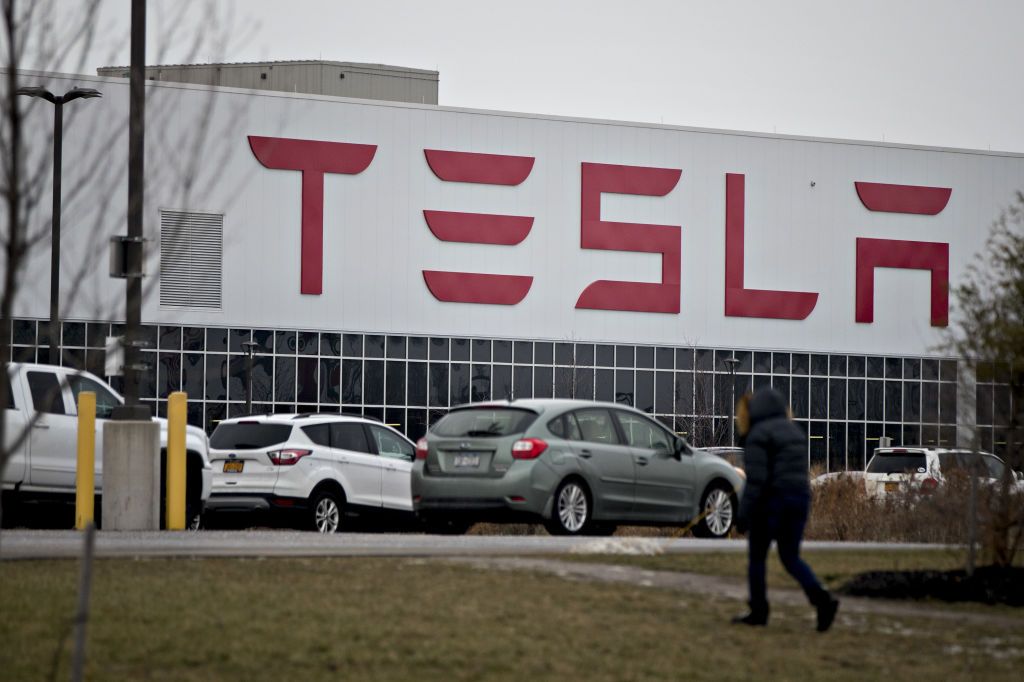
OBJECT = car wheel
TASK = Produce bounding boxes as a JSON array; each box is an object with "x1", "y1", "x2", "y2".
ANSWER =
[
  {"x1": 310, "y1": 488, "x2": 345, "y2": 534},
  {"x1": 420, "y1": 515, "x2": 473, "y2": 535},
  {"x1": 545, "y1": 478, "x2": 593, "y2": 536},
  {"x1": 692, "y1": 482, "x2": 736, "y2": 539}
]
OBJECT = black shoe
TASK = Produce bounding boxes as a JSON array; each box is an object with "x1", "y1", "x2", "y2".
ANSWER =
[
  {"x1": 731, "y1": 611, "x2": 768, "y2": 626},
  {"x1": 816, "y1": 596, "x2": 839, "y2": 632}
]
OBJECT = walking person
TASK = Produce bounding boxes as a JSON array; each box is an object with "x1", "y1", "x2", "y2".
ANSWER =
[{"x1": 732, "y1": 388, "x2": 840, "y2": 631}]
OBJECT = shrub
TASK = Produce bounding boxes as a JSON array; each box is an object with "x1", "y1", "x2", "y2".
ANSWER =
[{"x1": 807, "y1": 471, "x2": 1024, "y2": 554}]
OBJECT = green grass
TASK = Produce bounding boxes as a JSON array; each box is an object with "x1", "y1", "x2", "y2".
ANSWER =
[{"x1": 1, "y1": 556, "x2": 1022, "y2": 681}]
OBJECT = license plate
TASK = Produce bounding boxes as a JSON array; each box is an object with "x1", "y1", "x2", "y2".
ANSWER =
[
  {"x1": 453, "y1": 454, "x2": 481, "y2": 468},
  {"x1": 223, "y1": 460, "x2": 244, "y2": 473},
  {"x1": 884, "y1": 482, "x2": 898, "y2": 492}
]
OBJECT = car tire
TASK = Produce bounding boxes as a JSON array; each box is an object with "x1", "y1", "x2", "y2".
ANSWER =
[
  {"x1": 545, "y1": 478, "x2": 593, "y2": 536},
  {"x1": 309, "y1": 487, "x2": 345, "y2": 534},
  {"x1": 420, "y1": 515, "x2": 473, "y2": 535},
  {"x1": 692, "y1": 482, "x2": 736, "y2": 539}
]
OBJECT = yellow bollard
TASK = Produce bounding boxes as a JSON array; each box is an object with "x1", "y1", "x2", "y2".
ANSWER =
[
  {"x1": 166, "y1": 391, "x2": 187, "y2": 530},
  {"x1": 75, "y1": 391, "x2": 96, "y2": 530}
]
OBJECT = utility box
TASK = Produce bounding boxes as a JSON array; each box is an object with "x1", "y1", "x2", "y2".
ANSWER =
[{"x1": 109, "y1": 235, "x2": 145, "y2": 278}]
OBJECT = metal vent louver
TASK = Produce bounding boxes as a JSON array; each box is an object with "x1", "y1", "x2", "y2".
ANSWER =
[{"x1": 159, "y1": 209, "x2": 223, "y2": 309}]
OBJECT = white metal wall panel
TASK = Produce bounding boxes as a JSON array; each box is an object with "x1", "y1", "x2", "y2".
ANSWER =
[{"x1": 11, "y1": 72, "x2": 1024, "y2": 357}]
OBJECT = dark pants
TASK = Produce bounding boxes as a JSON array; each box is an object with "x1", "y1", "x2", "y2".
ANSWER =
[{"x1": 747, "y1": 492, "x2": 827, "y2": 612}]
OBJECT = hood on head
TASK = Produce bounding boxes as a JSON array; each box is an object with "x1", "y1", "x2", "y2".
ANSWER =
[{"x1": 748, "y1": 388, "x2": 788, "y2": 425}]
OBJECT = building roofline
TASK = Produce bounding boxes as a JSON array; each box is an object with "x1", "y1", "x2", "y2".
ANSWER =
[
  {"x1": 96, "y1": 59, "x2": 438, "y2": 78},
  {"x1": 10, "y1": 68, "x2": 1024, "y2": 161}
]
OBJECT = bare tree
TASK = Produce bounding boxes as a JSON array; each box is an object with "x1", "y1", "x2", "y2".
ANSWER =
[
  {"x1": 0, "y1": 0, "x2": 250, "y2": 535},
  {"x1": 688, "y1": 370, "x2": 726, "y2": 446},
  {"x1": 946, "y1": 193, "x2": 1024, "y2": 568}
]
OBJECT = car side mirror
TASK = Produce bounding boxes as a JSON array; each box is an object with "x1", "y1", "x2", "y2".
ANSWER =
[{"x1": 675, "y1": 438, "x2": 693, "y2": 458}]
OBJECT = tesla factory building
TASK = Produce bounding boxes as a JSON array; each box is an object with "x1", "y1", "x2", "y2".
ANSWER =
[{"x1": 8, "y1": 62, "x2": 1023, "y2": 471}]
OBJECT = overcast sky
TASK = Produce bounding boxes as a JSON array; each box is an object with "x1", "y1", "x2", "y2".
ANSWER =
[{"x1": 47, "y1": 0, "x2": 1024, "y2": 153}]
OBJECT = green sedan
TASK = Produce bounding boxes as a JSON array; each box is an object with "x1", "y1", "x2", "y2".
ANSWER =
[{"x1": 411, "y1": 399, "x2": 745, "y2": 537}]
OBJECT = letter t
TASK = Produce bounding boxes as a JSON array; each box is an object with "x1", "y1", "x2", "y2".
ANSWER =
[{"x1": 249, "y1": 136, "x2": 377, "y2": 295}]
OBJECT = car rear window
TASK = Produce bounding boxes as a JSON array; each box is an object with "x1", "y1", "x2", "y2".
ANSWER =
[
  {"x1": 210, "y1": 423, "x2": 293, "y2": 450},
  {"x1": 866, "y1": 451, "x2": 927, "y2": 474},
  {"x1": 431, "y1": 408, "x2": 538, "y2": 438}
]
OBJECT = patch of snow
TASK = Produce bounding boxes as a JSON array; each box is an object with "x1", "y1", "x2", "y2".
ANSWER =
[{"x1": 569, "y1": 538, "x2": 666, "y2": 555}]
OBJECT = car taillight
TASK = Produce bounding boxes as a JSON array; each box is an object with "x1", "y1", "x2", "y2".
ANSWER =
[
  {"x1": 920, "y1": 477, "x2": 939, "y2": 493},
  {"x1": 511, "y1": 438, "x2": 548, "y2": 459},
  {"x1": 267, "y1": 449, "x2": 311, "y2": 466},
  {"x1": 415, "y1": 437, "x2": 429, "y2": 460}
]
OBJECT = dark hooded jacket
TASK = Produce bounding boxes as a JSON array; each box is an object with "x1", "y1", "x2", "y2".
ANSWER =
[{"x1": 737, "y1": 389, "x2": 810, "y2": 529}]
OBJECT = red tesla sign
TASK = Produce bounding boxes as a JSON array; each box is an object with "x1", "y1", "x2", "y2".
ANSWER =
[{"x1": 249, "y1": 135, "x2": 952, "y2": 327}]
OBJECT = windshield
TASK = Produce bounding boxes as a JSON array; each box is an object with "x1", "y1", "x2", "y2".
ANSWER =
[
  {"x1": 866, "y1": 451, "x2": 927, "y2": 474},
  {"x1": 431, "y1": 408, "x2": 538, "y2": 438},
  {"x1": 210, "y1": 423, "x2": 293, "y2": 450}
]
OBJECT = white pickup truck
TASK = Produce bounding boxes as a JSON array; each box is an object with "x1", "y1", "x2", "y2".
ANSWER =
[{"x1": 2, "y1": 362, "x2": 212, "y2": 528}]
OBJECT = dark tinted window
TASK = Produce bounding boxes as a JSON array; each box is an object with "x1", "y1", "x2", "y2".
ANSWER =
[
  {"x1": 943, "y1": 452, "x2": 1008, "y2": 479},
  {"x1": 331, "y1": 422, "x2": 372, "y2": 453},
  {"x1": 27, "y1": 371, "x2": 65, "y2": 414},
  {"x1": 302, "y1": 423, "x2": 332, "y2": 447},
  {"x1": 548, "y1": 414, "x2": 582, "y2": 440},
  {"x1": 984, "y1": 455, "x2": 1006, "y2": 479},
  {"x1": 432, "y1": 408, "x2": 538, "y2": 437},
  {"x1": 570, "y1": 408, "x2": 620, "y2": 445},
  {"x1": 866, "y1": 451, "x2": 926, "y2": 474},
  {"x1": 210, "y1": 423, "x2": 292, "y2": 449},
  {"x1": 548, "y1": 415, "x2": 565, "y2": 438},
  {"x1": 938, "y1": 452, "x2": 970, "y2": 473}
]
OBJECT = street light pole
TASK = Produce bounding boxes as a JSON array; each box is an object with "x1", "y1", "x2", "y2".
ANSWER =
[
  {"x1": 723, "y1": 354, "x2": 740, "y2": 446},
  {"x1": 48, "y1": 98, "x2": 60, "y2": 361},
  {"x1": 113, "y1": 0, "x2": 149, "y2": 420},
  {"x1": 15, "y1": 86, "x2": 101, "y2": 363},
  {"x1": 242, "y1": 341, "x2": 258, "y2": 415}
]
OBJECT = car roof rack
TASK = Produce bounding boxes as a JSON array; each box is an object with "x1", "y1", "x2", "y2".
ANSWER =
[{"x1": 289, "y1": 411, "x2": 385, "y2": 424}]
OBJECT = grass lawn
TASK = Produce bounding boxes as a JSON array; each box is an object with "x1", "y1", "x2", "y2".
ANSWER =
[{"x1": 2, "y1": 556, "x2": 1022, "y2": 681}]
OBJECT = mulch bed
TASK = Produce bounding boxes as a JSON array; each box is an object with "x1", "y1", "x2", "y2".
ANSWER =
[{"x1": 840, "y1": 566, "x2": 1024, "y2": 606}]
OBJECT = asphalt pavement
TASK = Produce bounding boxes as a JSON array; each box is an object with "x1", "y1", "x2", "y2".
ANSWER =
[{"x1": 0, "y1": 530, "x2": 948, "y2": 560}]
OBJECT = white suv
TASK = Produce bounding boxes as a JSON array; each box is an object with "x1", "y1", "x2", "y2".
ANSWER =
[
  {"x1": 206, "y1": 413, "x2": 416, "y2": 532},
  {"x1": 864, "y1": 446, "x2": 1023, "y2": 499}
]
